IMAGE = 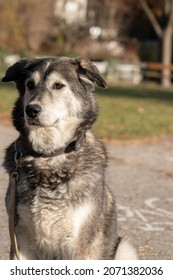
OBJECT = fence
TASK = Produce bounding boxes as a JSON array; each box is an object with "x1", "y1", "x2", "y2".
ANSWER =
[{"x1": 141, "y1": 62, "x2": 173, "y2": 81}]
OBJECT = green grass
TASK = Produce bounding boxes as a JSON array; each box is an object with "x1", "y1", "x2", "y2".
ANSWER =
[
  {"x1": 1, "y1": 83, "x2": 173, "y2": 140},
  {"x1": 94, "y1": 85, "x2": 173, "y2": 140},
  {"x1": 0, "y1": 83, "x2": 17, "y2": 112}
]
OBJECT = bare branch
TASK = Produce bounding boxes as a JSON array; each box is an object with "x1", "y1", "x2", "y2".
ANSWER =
[
  {"x1": 164, "y1": 0, "x2": 173, "y2": 30},
  {"x1": 139, "y1": 0, "x2": 163, "y2": 39},
  {"x1": 165, "y1": 0, "x2": 172, "y2": 16}
]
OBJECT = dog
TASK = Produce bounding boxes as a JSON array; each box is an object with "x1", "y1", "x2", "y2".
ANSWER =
[{"x1": 2, "y1": 56, "x2": 138, "y2": 259}]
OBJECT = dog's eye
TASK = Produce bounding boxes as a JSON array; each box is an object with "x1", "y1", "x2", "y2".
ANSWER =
[
  {"x1": 26, "y1": 80, "x2": 35, "y2": 90},
  {"x1": 53, "y1": 82, "x2": 64, "y2": 90}
]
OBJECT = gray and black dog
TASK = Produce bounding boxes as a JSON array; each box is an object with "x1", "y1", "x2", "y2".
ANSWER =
[{"x1": 2, "y1": 56, "x2": 138, "y2": 259}]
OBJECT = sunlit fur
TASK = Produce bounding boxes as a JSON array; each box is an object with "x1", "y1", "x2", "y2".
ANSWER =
[{"x1": 2, "y1": 56, "x2": 138, "y2": 260}]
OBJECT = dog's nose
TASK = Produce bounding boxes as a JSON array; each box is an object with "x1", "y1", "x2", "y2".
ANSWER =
[{"x1": 25, "y1": 104, "x2": 42, "y2": 119}]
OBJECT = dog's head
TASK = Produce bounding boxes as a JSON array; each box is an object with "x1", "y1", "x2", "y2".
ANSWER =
[{"x1": 2, "y1": 56, "x2": 106, "y2": 154}]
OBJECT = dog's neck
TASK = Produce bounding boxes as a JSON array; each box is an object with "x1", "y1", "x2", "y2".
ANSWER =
[{"x1": 16, "y1": 132, "x2": 85, "y2": 159}]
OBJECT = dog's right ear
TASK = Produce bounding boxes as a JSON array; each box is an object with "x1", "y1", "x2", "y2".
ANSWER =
[
  {"x1": 1, "y1": 58, "x2": 33, "y2": 83},
  {"x1": 74, "y1": 57, "x2": 107, "y2": 88}
]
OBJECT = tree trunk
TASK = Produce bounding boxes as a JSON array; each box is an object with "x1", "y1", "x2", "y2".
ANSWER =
[
  {"x1": 139, "y1": 0, "x2": 173, "y2": 87},
  {"x1": 162, "y1": 24, "x2": 173, "y2": 87}
]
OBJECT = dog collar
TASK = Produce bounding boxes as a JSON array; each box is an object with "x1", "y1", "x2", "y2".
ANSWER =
[
  {"x1": 15, "y1": 132, "x2": 85, "y2": 159},
  {"x1": 39, "y1": 132, "x2": 85, "y2": 158}
]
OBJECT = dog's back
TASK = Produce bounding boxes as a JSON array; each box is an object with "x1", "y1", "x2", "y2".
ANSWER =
[{"x1": 2, "y1": 56, "x2": 138, "y2": 259}]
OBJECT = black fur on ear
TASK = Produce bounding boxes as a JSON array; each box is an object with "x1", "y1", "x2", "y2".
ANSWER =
[
  {"x1": 74, "y1": 56, "x2": 107, "y2": 88},
  {"x1": 1, "y1": 58, "x2": 36, "y2": 83}
]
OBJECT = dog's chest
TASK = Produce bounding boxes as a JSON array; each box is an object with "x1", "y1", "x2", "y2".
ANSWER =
[
  {"x1": 17, "y1": 194, "x2": 92, "y2": 259},
  {"x1": 16, "y1": 157, "x2": 92, "y2": 259},
  {"x1": 19, "y1": 156, "x2": 71, "y2": 191}
]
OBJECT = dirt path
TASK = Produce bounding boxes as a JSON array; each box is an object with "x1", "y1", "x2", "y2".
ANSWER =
[{"x1": 0, "y1": 125, "x2": 173, "y2": 259}]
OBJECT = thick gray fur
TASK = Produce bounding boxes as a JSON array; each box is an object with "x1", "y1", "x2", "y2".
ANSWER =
[{"x1": 2, "y1": 56, "x2": 138, "y2": 259}]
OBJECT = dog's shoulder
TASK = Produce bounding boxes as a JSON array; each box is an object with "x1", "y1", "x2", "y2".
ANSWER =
[
  {"x1": 80, "y1": 131, "x2": 108, "y2": 171},
  {"x1": 85, "y1": 130, "x2": 107, "y2": 155}
]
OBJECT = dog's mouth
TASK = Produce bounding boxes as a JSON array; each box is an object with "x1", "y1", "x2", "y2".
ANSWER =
[{"x1": 26, "y1": 118, "x2": 59, "y2": 128}]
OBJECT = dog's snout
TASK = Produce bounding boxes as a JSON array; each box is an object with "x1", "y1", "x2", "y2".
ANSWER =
[{"x1": 25, "y1": 104, "x2": 42, "y2": 119}]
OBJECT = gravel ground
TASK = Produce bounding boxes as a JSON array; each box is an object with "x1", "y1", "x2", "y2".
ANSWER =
[{"x1": 0, "y1": 125, "x2": 173, "y2": 260}]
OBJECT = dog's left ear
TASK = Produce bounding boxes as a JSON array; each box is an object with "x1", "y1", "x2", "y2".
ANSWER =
[
  {"x1": 1, "y1": 58, "x2": 35, "y2": 83},
  {"x1": 74, "y1": 57, "x2": 107, "y2": 88}
]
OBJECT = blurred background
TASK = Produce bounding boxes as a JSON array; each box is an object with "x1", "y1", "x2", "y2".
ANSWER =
[
  {"x1": 1, "y1": 0, "x2": 173, "y2": 139},
  {"x1": 1, "y1": 1, "x2": 173, "y2": 260}
]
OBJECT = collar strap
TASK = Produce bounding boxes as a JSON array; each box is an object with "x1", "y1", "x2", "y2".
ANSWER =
[
  {"x1": 64, "y1": 132, "x2": 85, "y2": 153},
  {"x1": 16, "y1": 132, "x2": 85, "y2": 159}
]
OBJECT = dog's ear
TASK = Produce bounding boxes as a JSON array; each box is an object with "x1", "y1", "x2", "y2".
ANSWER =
[
  {"x1": 74, "y1": 57, "x2": 107, "y2": 88},
  {"x1": 1, "y1": 58, "x2": 34, "y2": 83}
]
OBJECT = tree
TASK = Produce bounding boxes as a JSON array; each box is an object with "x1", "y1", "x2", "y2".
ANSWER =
[
  {"x1": 0, "y1": 0, "x2": 55, "y2": 53},
  {"x1": 139, "y1": 0, "x2": 173, "y2": 87},
  {"x1": 18, "y1": 0, "x2": 55, "y2": 52},
  {"x1": 0, "y1": 0, "x2": 26, "y2": 52}
]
